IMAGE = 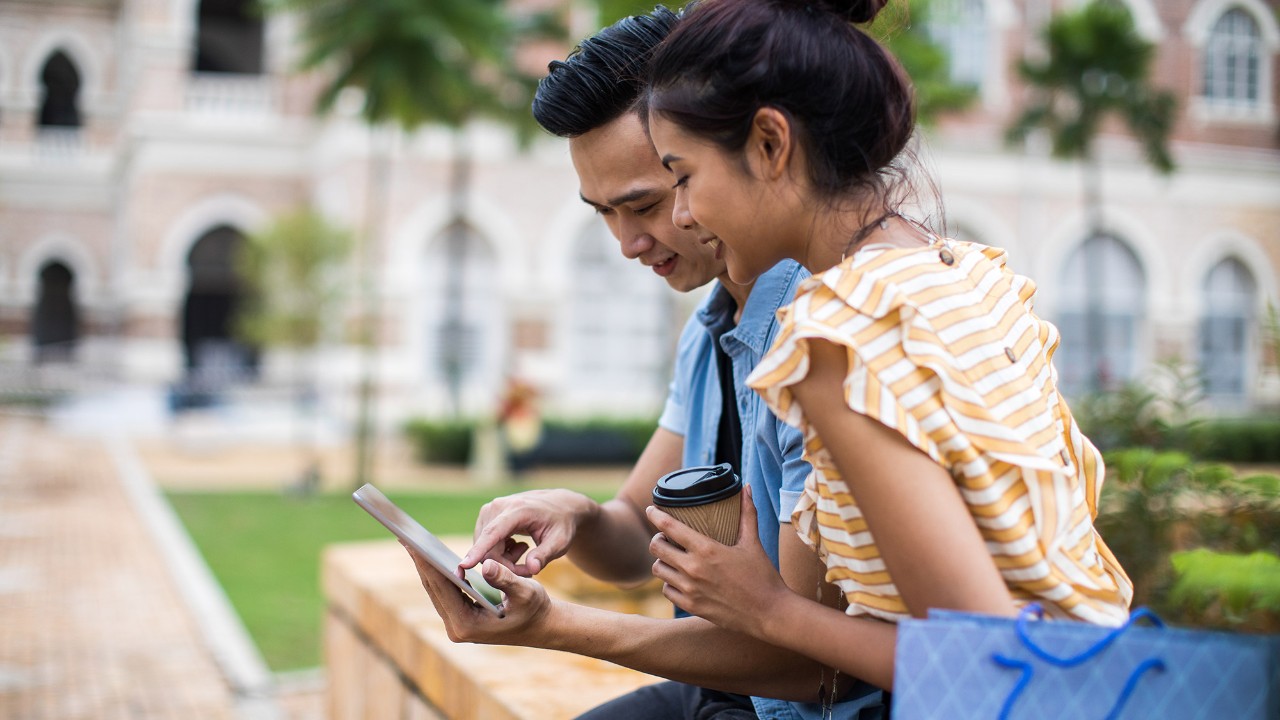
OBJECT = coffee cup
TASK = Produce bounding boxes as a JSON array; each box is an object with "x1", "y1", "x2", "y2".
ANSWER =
[{"x1": 651, "y1": 463, "x2": 742, "y2": 545}]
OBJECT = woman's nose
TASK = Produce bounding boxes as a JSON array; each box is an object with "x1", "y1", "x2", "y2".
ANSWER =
[{"x1": 672, "y1": 192, "x2": 695, "y2": 230}]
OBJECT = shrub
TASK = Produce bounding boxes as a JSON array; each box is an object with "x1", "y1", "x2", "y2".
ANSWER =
[
  {"x1": 1166, "y1": 550, "x2": 1280, "y2": 633},
  {"x1": 1097, "y1": 448, "x2": 1280, "y2": 632},
  {"x1": 401, "y1": 415, "x2": 659, "y2": 467},
  {"x1": 402, "y1": 418, "x2": 475, "y2": 465},
  {"x1": 1185, "y1": 417, "x2": 1280, "y2": 464}
]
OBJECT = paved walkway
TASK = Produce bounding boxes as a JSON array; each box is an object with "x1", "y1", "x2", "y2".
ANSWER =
[
  {"x1": 0, "y1": 412, "x2": 630, "y2": 720},
  {"x1": 0, "y1": 415, "x2": 308, "y2": 720}
]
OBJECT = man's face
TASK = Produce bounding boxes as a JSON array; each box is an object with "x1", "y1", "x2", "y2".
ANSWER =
[{"x1": 569, "y1": 112, "x2": 726, "y2": 293}]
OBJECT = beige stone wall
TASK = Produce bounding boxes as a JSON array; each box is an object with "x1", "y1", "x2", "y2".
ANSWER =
[{"x1": 323, "y1": 540, "x2": 667, "y2": 720}]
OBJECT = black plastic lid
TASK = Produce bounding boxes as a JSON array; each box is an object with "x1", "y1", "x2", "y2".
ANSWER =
[{"x1": 651, "y1": 463, "x2": 742, "y2": 508}]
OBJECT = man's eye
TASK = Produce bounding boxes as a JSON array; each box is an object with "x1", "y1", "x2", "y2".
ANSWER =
[
  {"x1": 634, "y1": 203, "x2": 658, "y2": 216},
  {"x1": 594, "y1": 206, "x2": 613, "y2": 216}
]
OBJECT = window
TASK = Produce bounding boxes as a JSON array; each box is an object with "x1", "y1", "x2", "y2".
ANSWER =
[
  {"x1": 39, "y1": 51, "x2": 81, "y2": 128},
  {"x1": 32, "y1": 261, "x2": 79, "y2": 363},
  {"x1": 1199, "y1": 257, "x2": 1256, "y2": 400},
  {"x1": 423, "y1": 222, "x2": 502, "y2": 412},
  {"x1": 194, "y1": 0, "x2": 264, "y2": 74},
  {"x1": 926, "y1": 0, "x2": 987, "y2": 88},
  {"x1": 1202, "y1": 8, "x2": 1262, "y2": 106},
  {"x1": 562, "y1": 219, "x2": 675, "y2": 414},
  {"x1": 1055, "y1": 235, "x2": 1147, "y2": 396}
]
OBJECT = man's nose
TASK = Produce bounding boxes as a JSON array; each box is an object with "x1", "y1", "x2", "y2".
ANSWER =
[{"x1": 618, "y1": 221, "x2": 653, "y2": 259}]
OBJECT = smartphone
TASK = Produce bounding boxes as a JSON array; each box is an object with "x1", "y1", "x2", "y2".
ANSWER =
[{"x1": 352, "y1": 483, "x2": 505, "y2": 617}]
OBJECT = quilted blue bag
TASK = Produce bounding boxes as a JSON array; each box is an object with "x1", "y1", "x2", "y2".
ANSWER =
[{"x1": 892, "y1": 604, "x2": 1280, "y2": 719}]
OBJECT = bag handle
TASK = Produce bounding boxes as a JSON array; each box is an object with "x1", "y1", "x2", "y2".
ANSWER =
[{"x1": 992, "y1": 603, "x2": 1167, "y2": 720}]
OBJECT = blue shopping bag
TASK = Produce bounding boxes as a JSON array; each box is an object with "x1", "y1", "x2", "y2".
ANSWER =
[{"x1": 892, "y1": 604, "x2": 1280, "y2": 719}]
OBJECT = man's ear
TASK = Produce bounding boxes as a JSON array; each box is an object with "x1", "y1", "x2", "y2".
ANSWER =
[{"x1": 747, "y1": 107, "x2": 794, "y2": 182}]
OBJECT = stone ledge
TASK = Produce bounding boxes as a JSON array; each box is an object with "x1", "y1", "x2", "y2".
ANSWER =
[{"x1": 323, "y1": 539, "x2": 668, "y2": 720}]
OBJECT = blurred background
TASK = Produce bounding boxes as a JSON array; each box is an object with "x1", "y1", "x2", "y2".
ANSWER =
[{"x1": 0, "y1": 0, "x2": 1278, "y2": 718}]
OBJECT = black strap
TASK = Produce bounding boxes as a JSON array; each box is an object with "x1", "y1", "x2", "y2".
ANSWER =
[{"x1": 713, "y1": 335, "x2": 743, "y2": 476}]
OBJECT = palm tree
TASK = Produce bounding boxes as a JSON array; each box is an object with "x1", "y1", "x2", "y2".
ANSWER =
[
  {"x1": 1006, "y1": 1, "x2": 1176, "y2": 393},
  {"x1": 1006, "y1": 0, "x2": 1176, "y2": 235},
  {"x1": 262, "y1": 0, "x2": 561, "y2": 487}
]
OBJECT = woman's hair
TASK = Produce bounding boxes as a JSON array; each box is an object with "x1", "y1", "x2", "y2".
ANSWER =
[
  {"x1": 647, "y1": 0, "x2": 918, "y2": 209},
  {"x1": 531, "y1": 6, "x2": 681, "y2": 138}
]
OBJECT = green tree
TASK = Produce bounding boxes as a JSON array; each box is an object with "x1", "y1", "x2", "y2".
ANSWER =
[
  {"x1": 235, "y1": 210, "x2": 352, "y2": 490},
  {"x1": 1006, "y1": 1, "x2": 1176, "y2": 393},
  {"x1": 596, "y1": 0, "x2": 977, "y2": 125},
  {"x1": 869, "y1": 0, "x2": 979, "y2": 124},
  {"x1": 1006, "y1": 1, "x2": 1177, "y2": 232},
  {"x1": 262, "y1": 0, "x2": 562, "y2": 486}
]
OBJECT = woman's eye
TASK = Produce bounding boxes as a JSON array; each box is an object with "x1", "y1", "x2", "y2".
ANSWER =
[{"x1": 671, "y1": 176, "x2": 688, "y2": 189}]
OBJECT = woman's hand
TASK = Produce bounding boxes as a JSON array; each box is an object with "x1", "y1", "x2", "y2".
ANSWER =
[
  {"x1": 406, "y1": 544, "x2": 554, "y2": 646},
  {"x1": 646, "y1": 486, "x2": 792, "y2": 639}
]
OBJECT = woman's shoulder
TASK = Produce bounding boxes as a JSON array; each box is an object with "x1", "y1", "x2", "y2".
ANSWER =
[{"x1": 792, "y1": 239, "x2": 1005, "y2": 314}]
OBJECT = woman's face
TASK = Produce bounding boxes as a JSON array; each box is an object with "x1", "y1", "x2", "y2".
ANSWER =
[{"x1": 648, "y1": 112, "x2": 788, "y2": 286}]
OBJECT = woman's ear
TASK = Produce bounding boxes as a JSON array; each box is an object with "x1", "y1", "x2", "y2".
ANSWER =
[{"x1": 747, "y1": 107, "x2": 794, "y2": 182}]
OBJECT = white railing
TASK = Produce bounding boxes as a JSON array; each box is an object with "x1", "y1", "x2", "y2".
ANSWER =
[
  {"x1": 32, "y1": 127, "x2": 85, "y2": 160},
  {"x1": 184, "y1": 73, "x2": 278, "y2": 118}
]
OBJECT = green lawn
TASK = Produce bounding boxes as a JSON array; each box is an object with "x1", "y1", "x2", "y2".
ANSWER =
[{"x1": 166, "y1": 487, "x2": 612, "y2": 671}]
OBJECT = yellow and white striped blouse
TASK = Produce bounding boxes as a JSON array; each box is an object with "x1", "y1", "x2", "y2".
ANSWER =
[{"x1": 747, "y1": 240, "x2": 1132, "y2": 626}]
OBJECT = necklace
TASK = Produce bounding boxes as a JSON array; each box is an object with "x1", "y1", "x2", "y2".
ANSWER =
[
  {"x1": 817, "y1": 583, "x2": 846, "y2": 719},
  {"x1": 840, "y1": 211, "x2": 897, "y2": 262}
]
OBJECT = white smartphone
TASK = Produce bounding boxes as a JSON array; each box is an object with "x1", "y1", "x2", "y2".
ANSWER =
[{"x1": 352, "y1": 483, "x2": 505, "y2": 617}]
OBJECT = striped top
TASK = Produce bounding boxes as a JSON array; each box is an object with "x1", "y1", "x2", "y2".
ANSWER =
[{"x1": 747, "y1": 240, "x2": 1132, "y2": 626}]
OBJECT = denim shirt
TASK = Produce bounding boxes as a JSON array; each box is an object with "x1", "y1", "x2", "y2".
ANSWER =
[
  {"x1": 657, "y1": 262, "x2": 886, "y2": 719},
  {"x1": 657, "y1": 260, "x2": 811, "y2": 569}
]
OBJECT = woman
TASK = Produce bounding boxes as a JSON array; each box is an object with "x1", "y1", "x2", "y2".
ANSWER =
[{"x1": 643, "y1": 0, "x2": 1133, "y2": 695}]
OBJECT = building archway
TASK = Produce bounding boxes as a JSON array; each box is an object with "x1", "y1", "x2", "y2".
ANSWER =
[
  {"x1": 558, "y1": 218, "x2": 675, "y2": 415},
  {"x1": 181, "y1": 225, "x2": 257, "y2": 384},
  {"x1": 1055, "y1": 234, "x2": 1148, "y2": 396},
  {"x1": 39, "y1": 51, "x2": 81, "y2": 128},
  {"x1": 32, "y1": 261, "x2": 79, "y2": 363}
]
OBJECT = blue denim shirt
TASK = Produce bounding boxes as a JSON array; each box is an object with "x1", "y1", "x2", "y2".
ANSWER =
[{"x1": 657, "y1": 261, "x2": 889, "y2": 719}]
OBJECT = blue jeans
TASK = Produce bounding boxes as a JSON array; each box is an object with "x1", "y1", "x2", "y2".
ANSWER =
[{"x1": 574, "y1": 682, "x2": 757, "y2": 720}]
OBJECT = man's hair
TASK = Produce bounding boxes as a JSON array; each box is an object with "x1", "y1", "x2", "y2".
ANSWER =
[{"x1": 531, "y1": 5, "x2": 680, "y2": 138}]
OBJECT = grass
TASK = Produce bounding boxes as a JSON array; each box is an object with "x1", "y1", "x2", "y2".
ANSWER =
[{"x1": 166, "y1": 487, "x2": 612, "y2": 672}]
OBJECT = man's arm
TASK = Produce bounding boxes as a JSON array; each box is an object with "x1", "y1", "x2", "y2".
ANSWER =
[
  {"x1": 410, "y1": 507, "x2": 835, "y2": 701},
  {"x1": 463, "y1": 427, "x2": 682, "y2": 586},
  {"x1": 565, "y1": 427, "x2": 682, "y2": 583}
]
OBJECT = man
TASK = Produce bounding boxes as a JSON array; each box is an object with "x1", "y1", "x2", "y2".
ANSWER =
[{"x1": 410, "y1": 8, "x2": 886, "y2": 719}]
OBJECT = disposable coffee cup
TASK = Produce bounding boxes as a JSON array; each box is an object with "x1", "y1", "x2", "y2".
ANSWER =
[{"x1": 652, "y1": 463, "x2": 743, "y2": 545}]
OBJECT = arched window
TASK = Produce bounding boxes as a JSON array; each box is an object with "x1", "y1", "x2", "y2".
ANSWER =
[
  {"x1": 39, "y1": 51, "x2": 81, "y2": 128},
  {"x1": 32, "y1": 261, "x2": 79, "y2": 363},
  {"x1": 561, "y1": 219, "x2": 675, "y2": 415},
  {"x1": 194, "y1": 0, "x2": 264, "y2": 74},
  {"x1": 1202, "y1": 8, "x2": 1262, "y2": 105},
  {"x1": 926, "y1": 0, "x2": 987, "y2": 88},
  {"x1": 1055, "y1": 235, "x2": 1147, "y2": 396},
  {"x1": 182, "y1": 225, "x2": 257, "y2": 385},
  {"x1": 423, "y1": 222, "x2": 503, "y2": 413},
  {"x1": 1199, "y1": 257, "x2": 1256, "y2": 400}
]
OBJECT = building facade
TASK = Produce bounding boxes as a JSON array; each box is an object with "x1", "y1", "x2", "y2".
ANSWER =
[{"x1": 1, "y1": 0, "x2": 1277, "y2": 433}]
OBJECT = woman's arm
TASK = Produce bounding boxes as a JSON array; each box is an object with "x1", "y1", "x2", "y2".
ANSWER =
[
  {"x1": 788, "y1": 339, "x2": 1017, "y2": 619},
  {"x1": 649, "y1": 338, "x2": 1016, "y2": 688}
]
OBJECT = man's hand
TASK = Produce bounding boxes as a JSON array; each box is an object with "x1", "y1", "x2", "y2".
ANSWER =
[
  {"x1": 406, "y1": 543, "x2": 555, "y2": 646},
  {"x1": 460, "y1": 489, "x2": 600, "y2": 576}
]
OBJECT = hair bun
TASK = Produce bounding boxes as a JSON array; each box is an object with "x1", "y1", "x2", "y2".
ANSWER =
[{"x1": 811, "y1": 0, "x2": 889, "y2": 24}]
